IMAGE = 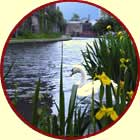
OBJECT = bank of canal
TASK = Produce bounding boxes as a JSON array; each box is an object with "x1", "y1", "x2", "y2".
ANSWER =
[{"x1": 9, "y1": 35, "x2": 72, "y2": 45}]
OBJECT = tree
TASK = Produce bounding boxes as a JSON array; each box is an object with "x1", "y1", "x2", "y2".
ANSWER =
[
  {"x1": 46, "y1": 7, "x2": 66, "y2": 33},
  {"x1": 92, "y1": 17, "x2": 123, "y2": 35},
  {"x1": 56, "y1": 8, "x2": 66, "y2": 33},
  {"x1": 13, "y1": 5, "x2": 66, "y2": 37},
  {"x1": 39, "y1": 9, "x2": 46, "y2": 33},
  {"x1": 71, "y1": 13, "x2": 80, "y2": 21}
]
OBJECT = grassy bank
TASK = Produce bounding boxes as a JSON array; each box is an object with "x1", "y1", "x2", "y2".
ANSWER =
[
  {"x1": 14, "y1": 32, "x2": 63, "y2": 39},
  {"x1": 10, "y1": 33, "x2": 71, "y2": 44}
]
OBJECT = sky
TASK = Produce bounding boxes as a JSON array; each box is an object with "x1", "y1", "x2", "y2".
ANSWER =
[{"x1": 57, "y1": 2, "x2": 100, "y2": 23}]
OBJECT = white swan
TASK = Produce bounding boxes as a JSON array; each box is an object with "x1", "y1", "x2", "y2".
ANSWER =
[{"x1": 70, "y1": 65, "x2": 117, "y2": 97}]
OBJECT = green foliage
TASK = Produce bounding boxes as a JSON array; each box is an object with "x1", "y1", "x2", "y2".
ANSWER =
[
  {"x1": 82, "y1": 33, "x2": 137, "y2": 87},
  {"x1": 4, "y1": 62, "x2": 14, "y2": 79},
  {"x1": 32, "y1": 78, "x2": 41, "y2": 126},
  {"x1": 39, "y1": 9, "x2": 46, "y2": 33},
  {"x1": 46, "y1": 7, "x2": 66, "y2": 33},
  {"x1": 59, "y1": 43, "x2": 65, "y2": 135},
  {"x1": 92, "y1": 17, "x2": 123, "y2": 35},
  {"x1": 82, "y1": 32, "x2": 138, "y2": 129},
  {"x1": 15, "y1": 32, "x2": 62, "y2": 39},
  {"x1": 11, "y1": 83, "x2": 19, "y2": 106},
  {"x1": 66, "y1": 84, "x2": 78, "y2": 135},
  {"x1": 71, "y1": 13, "x2": 80, "y2": 21}
]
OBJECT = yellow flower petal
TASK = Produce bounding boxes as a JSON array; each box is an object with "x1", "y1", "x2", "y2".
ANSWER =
[
  {"x1": 99, "y1": 72, "x2": 111, "y2": 85},
  {"x1": 126, "y1": 59, "x2": 130, "y2": 63},
  {"x1": 110, "y1": 111, "x2": 118, "y2": 121},
  {"x1": 95, "y1": 106, "x2": 107, "y2": 120},
  {"x1": 127, "y1": 90, "x2": 134, "y2": 98},
  {"x1": 106, "y1": 107, "x2": 118, "y2": 121},
  {"x1": 120, "y1": 63, "x2": 127, "y2": 69},
  {"x1": 106, "y1": 25, "x2": 112, "y2": 30},
  {"x1": 120, "y1": 58, "x2": 130, "y2": 64},
  {"x1": 94, "y1": 72, "x2": 111, "y2": 85},
  {"x1": 119, "y1": 80, "x2": 125, "y2": 89},
  {"x1": 120, "y1": 36, "x2": 123, "y2": 41},
  {"x1": 95, "y1": 110, "x2": 105, "y2": 120},
  {"x1": 106, "y1": 107, "x2": 114, "y2": 116},
  {"x1": 120, "y1": 58, "x2": 125, "y2": 63},
  {"x1": 117, "y1": 31, "x2": 123, "y2": 36},
  {"x1": 95, "y1": 106, "x2": 118, "y2": 121}
]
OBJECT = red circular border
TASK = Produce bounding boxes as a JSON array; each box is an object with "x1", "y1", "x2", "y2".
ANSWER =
[{"x1": 0, "y1": 0, "x2": 140, "y2": 139}]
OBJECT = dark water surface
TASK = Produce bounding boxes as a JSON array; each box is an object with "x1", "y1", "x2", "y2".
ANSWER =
[{"x1": 4, "y1": 38, "x2": 96, "y2": 114}]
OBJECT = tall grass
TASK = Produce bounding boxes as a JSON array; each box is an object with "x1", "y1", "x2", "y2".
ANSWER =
[
  {"x1": 32, "y1": 78, "x2": 41, "y2": 126},
  {"x1": 82, "y1": 32, "x2": 137, "y2": 89},
  {"x1": 59, "y1": 42, "x2": 65, "y2": 135},
  {"x1": 31, "y1": 43, "x2": 90, "y2": 136},
  {"x1": 4, "y1": 62, "x2": 14, "y2": 79}
]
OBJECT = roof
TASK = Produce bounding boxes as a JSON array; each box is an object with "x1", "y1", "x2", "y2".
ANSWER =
[{"x1": 67, "y1": 21, "x2": 83, "y2": 24}]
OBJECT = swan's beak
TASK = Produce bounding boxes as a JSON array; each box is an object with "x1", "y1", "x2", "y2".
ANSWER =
[
  {"x1": 70, "y1": 69, "x2": 74, "y2": 77},
  {"x1": 70, "y1": 73, "x2": 73, "y2": 77}
]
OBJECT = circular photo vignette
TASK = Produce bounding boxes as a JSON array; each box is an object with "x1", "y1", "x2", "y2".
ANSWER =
[{"x1": 0, "y1": 0, "x2": 140, "y2": 139}]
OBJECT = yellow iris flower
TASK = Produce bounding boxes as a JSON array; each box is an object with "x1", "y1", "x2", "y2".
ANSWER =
[
  {"x1": 120, "y1": 58, "x2": 130, "y2": 69},
  {"x1": 106, "y1": 25, "x2": 112, "y2": 30},
  {"x1": 95, "y1": 106, "x2": 118, "y2": 121},
  {"x1": 119, "y1": 80, "x2": 125, "y2": 89},
  {"x1": 120, "y1": 58, "x2": 129, "y2": 63},
  {"x1": 117, "y1": 31, "x2": 123, "y2": 36},
  {"x1": 117, "y1": 31, "x2": 124, "y2": 40},
  {"x1": 106, "y1": 107, "x2": 118, "y2": 121},
  {"x1": 95, "y1": 72, "x2": 111, "y2": 86},
  {"x1": 127, "y1": 90, "x2": 134, "y2": 98},
  {"x1": 95, "y1": 105, "x2": 107, "y2": 120}
]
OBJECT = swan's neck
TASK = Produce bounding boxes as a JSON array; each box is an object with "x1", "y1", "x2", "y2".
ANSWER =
[{"x1": 79, "y1": 69, "x2": 86, "y2": 87}]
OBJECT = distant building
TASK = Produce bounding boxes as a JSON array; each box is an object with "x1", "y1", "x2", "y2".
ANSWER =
[
  {"x1": 82, "y1": 20, "x2": 92, "y2": 32},
  {"x1": 66, "y1": 21, "x2": 83, "y2": 36},
  {"x1": 66, "y1": 19, "x2": 94, "y2": 37},
  {"x1": 31, "y1": 12, "x2": 40, "y2": 33}
]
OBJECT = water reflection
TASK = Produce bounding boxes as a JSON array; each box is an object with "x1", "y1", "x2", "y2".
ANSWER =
[{"x1": 4, "y1": 38, "x2": 96, "y2": 114}]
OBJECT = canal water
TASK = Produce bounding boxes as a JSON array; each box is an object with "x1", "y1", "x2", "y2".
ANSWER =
[{"x1": 4, "y1": 37, "x2": 97, "y2": 114}]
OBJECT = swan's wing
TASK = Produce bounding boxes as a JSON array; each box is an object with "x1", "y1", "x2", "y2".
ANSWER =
[
  {"x1": 77, "y1": 80, "x2": 101, "y2": 97},
  {"x1": 111, "y1": 80, "x2": 117, "y2": 88},
  {"x1": 77, "y1": 80, "x2": 117, "y2": 106}
]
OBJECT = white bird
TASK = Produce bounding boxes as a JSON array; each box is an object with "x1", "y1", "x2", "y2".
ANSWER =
[{"x1": 70, "y1": 65, "x2": 117, "y2": 98}]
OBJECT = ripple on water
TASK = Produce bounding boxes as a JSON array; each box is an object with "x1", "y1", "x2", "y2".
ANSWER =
[{"x1": 4, "y1": 38, "x2": 97, "y2": 114}]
